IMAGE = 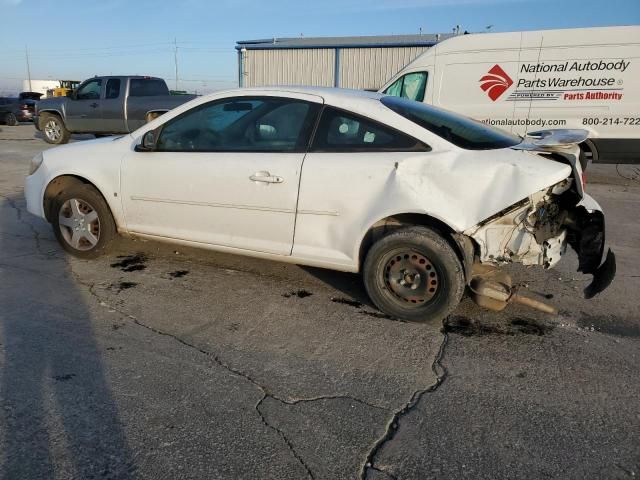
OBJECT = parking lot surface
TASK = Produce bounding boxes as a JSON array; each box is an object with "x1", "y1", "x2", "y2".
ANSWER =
[{"x1": 1, "y1": 126, "x2": 639, "y2": 479}]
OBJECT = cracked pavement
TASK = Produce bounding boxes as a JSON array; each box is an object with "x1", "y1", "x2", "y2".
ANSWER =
[{"x1": 1, "y1": 126, "x2": 639, "y2": 479}]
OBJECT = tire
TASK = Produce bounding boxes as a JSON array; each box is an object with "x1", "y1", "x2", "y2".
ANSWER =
[
  {"x1": 363, "y1": 226, "x2": 465, "y2": 323},
  {"x1": 5, "y1": 113, "x2": 18, "y2": 126},
  {"x1": 40, "y1": 113, "x2": 71, "y2": 144},
  {"x1": 52, "y1": 184, "x2": 116, "y2": 259}
]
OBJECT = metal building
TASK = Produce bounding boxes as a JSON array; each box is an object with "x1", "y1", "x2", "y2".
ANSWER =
[{"x1": 235, "y1": 34, "x2": 451, "y2": 91}]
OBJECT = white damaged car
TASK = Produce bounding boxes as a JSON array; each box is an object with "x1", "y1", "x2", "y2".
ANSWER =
[{"x1": 24, "y1": 88, "x2": 616, "y2": 322}]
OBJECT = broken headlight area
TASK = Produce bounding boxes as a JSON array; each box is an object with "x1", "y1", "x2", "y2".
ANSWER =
[{"x1": 465, "y1": 180, "x2": 615, "y2": 299}]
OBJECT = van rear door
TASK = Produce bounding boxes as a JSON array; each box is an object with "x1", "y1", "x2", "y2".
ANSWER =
[{"x1": 525, "y1": 27, "x2": 639, "y2": 163}]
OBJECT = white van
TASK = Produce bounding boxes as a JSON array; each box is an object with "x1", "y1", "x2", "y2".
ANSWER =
[{"x1": 380, "y1": 26, "x2": 640, "y2": 164}]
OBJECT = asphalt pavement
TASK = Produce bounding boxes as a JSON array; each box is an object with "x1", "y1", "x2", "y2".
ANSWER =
[{"x1": 1, "y1": 125, "x2": 638, "y2": 479}]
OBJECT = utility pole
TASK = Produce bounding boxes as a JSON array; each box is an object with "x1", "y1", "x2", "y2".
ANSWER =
[
  {"x1": 25, "y1": 46, "x2": 32, "y2": 91},
  {"x1": 174, "y1": 38, "x2": 179, "y2": 91}
]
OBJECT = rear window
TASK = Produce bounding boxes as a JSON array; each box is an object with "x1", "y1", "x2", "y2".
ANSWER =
[
  {"x1": 380, "y1": 96, "x2": 521, "y2": 150},
  {"x1": 311, "y1": 106, "x2": 428, "y2": 152},
  {"x1": 129, "y1": 79, "x2": 168, "y2": 97}
]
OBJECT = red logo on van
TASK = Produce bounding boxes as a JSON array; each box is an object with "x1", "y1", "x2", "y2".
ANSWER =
[{"x1": 479, "y1": 65, "x2": 513, "y2": 101}]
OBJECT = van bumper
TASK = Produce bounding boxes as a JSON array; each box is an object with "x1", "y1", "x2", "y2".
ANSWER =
[{"x1": 591, "y1": 138, "x2": 640, "y2": 165}]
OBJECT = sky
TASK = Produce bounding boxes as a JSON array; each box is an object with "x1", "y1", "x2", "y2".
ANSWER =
[{"x1": 0, "y1": 0, "x2": 638, "y2": 95}]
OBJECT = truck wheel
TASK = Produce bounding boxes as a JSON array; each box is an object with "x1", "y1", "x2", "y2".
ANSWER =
[
  {"x1": 52, "y1": 184, "x2": 116, "y2": 259},
  {"x1": 41, "y1": 113, "x2": 71, "y2": 144},
  {"x1": 363, "y1": 226, "x2": 465, "y2": 323},
  {"x1": 5, "y1": 113, "x2": 18, "y2": 126}
]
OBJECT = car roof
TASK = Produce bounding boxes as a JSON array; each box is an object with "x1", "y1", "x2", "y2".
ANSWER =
[{"x1": 203, "y1": 86, "x2": 384, "y2": 104}]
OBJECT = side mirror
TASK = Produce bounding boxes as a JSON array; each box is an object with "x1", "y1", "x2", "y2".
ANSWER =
[
  {"x1": 66, "y1": 90, "x2": 76, "y2": 99},
  {"x1": 136, "y1": 130, "x2": 157, "y2": 152}
]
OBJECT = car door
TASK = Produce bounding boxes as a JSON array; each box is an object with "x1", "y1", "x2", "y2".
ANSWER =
[
  {"x1": 293, "y1": 106, "x2": 432, "y2": 265},
  {"x1": 100, "y1": 78, "x2": 126, "y2": 133},
  {"x1": 121, "y1": 94, "x2": 322, "y2": 255},
  {"x1": 65, "y1": 78, "x2": 103, "y2": 132}
]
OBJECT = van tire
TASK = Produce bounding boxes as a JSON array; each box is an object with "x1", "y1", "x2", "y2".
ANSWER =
[
  {"x1": 40, "y1": 113, "x2": 71, "y2": 144},
  {"x1": 363, "y1": 226, "x2": 465, "y2": 323}
]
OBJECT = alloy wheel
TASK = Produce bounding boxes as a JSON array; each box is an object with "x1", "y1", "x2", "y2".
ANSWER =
[{"x1": 58, "y1": 198, "x2": 101, "y2": 251}]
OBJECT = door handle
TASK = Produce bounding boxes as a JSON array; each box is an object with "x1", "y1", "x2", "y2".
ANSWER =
[
  {"x1": 90, "y1": 102, "x2": 99, "y2": 108},
  {"x1": 249, "y1": 171, "x2": 284, "y2": 184}
]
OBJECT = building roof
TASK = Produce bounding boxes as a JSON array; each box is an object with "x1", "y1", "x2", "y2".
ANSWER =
[{"x1": 236, "y1": 33, "x2": 453, "y2": 50}]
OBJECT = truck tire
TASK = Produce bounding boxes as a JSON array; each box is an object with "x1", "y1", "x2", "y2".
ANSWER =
[
  {"x1": 52, "y1": 183, "x2": 116, "y2": 259},
  {"x1": 40, "y1": 113, "x2": 71, "y2": 144},
  {"x1": 5, "y1": 113, "x2": 18, "y2": 126},
  {"x1": 363, "y1": 226, "x2": 465, "y2": 323}
]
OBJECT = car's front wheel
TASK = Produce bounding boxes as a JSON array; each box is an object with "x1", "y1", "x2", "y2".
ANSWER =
[
  {"x1": 363, "y1": 226, "x2": 465, "y2": 323},
  {"x1": 52, "y1": 184, "x2": 116, "y2": 258}
]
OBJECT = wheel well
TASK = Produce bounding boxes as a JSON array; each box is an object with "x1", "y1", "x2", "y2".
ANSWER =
[
  {"x1": 579, "y1": 139, "x2": 599, "y2": 169},
  {"x1": 43, "y1": 175, "x2": 109, "y2": 223},
  {"x1": 359, "y1": 213, "x2": 477, "y2": 280},
  {"x1": 145, "y1": 110, "x2": 167, "y2": 123},
  {"x1": 39, "y1": 110, "x2": 62, "y2": 118},
  {"x1": 38, "y1": 110, "x2": 63, "y2": 128}
]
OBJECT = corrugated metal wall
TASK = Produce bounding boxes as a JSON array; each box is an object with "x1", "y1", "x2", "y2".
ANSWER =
[
  {"x1": 241, "y1": 46, "x2": 430, "y2": 90},
  {"x1": 340, "y1": 46, "x2": 430, "y2": 90},
  {"x1": 243, "y1": 49, "x2": 335, "y2": 87}
]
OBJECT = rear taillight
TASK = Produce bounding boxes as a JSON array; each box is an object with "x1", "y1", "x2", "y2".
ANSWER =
[
  {"x1": 581, "y1": 172, "x2": 587, "y2": 191},
  {"x1": 21, "y1": 104, "x2": 28, "y2": 110}
]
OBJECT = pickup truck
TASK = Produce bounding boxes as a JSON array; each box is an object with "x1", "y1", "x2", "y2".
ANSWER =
[{"x1": 34, "y1": 76, "x2": 196, "y2": 144}]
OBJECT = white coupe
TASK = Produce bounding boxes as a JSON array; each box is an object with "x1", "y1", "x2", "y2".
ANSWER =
[{"x1": 25, "y1": 87, "x2": 615, "y2": 322}]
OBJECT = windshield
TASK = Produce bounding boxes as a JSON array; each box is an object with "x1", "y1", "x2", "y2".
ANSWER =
[{"x1": 380, "y1": 96, "x2": 521, "y2": 150}]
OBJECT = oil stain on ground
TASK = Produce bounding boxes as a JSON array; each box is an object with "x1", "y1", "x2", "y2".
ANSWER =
[
  {"x1": 443, "y1": 316, "x2": 553, "y2": 336},
  {"x1": 331, "y1": 297, "x2": 398, "y2": 321},
  {"x1": 282, "y1": 289, "x2": 313, "y2": 298},
  {"x1": 111, "y1": 254, "x2": 147, "y2": 272},
  {"x1": 53, "y1": 374, "x2": 76, "y2": 382},
  {"x1": 168, "y1": 270, "x2": 189, "y2": 279},
  {"x1": 109, "y1": 281, "x2": 138, "y2": 294},
  {"x1": 331, "y1": 297, "x2": 363, "y2": 308}
]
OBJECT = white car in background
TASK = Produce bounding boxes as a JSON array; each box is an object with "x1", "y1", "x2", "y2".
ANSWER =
[{"x1": 24, "y1": 87, "x2": 615, "y2": 322}]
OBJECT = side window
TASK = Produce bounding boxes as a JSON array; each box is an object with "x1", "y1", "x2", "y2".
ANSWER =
[
  {"x1": 129, "y1": 79, "x2": 168, "y2": 97},
  {"x1": 105, "y1": 79, "x2": 121, "y2": 99},
  {"x1": 156, "y1": 97, "x2": 319, "y2": 152},
  {"x1": 384, "y1": 72, "x2": 428, "y2": 102},
  {"x1": 385, "y1": 77, "x2": 404, "y2": 97},
  {"x1": 76, "y1": 79, "x2": 102, "y2": 100},
  {"x1": 311, "y1": 107, "x2": 427, "y2": 152}
]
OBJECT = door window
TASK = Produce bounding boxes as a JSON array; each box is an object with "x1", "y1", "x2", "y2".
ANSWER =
[
  {"x1": 311, "y1": 107, "x2": 428, "y2": 152},
  {"x1": 155, "y1": 97, "x2": 320, "y2": 152},
  {"x1": 384, "y1": 72, "x2": 428, "y2": 102},
  {"x1": 76, "y1": 79, "x2": 102, "y2": 100},
  {"x1": 105, "y1": 79, "x2": 121, "y2": 99}
]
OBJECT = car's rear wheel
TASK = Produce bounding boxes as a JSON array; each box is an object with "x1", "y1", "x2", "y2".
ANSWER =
[
  {"x1": 52, "y1": 184, "x2": 116, "y2": 258},
  {"x1": 363, "y1": 226, "x2": 465, "y2": 323},
  {"x1": 5, "y1": 113, "x2": 18, "y2": 126},
  {"x1": 41, "y1": 113, "x2": 71, "y2": 144}
]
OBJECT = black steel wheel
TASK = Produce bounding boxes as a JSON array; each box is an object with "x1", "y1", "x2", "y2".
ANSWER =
[{"x1": 363, "y1": 226, "x2": 465, "y2": 323}]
